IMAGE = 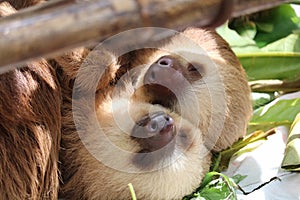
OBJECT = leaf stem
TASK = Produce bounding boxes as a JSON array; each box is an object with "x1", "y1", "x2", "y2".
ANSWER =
[{"x1": 128, "y1": 183, "x2": 137, "y2": 200}]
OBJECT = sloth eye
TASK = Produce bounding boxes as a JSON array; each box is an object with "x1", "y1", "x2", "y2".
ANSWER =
[
  {"x1": 187, "y1": 64, "x2": 198, "y2": 72},
  {"x1": 187, "y1": 63, "x2": 204, "y2": 81},
  {"x1": 188, "y1": 63, "x2": 205, "y2": 73}
]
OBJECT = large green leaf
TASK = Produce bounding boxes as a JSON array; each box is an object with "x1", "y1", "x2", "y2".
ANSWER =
[
  {"x1": 240, "y1": 33, "x2": 300, "y2": 81},
  {"x1": 252, "y1": 92, "x2": 276, "y2": 109},
  {"x1": 218, "y1": 33, "x2": 300, "y2": 82},
  {"x1": 248, "y1": 98, "x2": 300, "y2": 133},
  {"x1": 262, "y1": 33, "x2": 300, "y2": 52},
  {"x1": 239, "y1": 52, "x2": 300, "y2": 81}
]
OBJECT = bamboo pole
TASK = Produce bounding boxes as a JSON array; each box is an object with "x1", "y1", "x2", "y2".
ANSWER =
[{"x1": 0, "y1": 0, "x2": 292, "y2": 71}]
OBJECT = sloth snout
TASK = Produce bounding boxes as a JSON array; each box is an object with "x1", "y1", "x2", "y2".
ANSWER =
[
  {"x1": 144, "y1": 56, "x2": 187, "y2": 95},
  {"x1": 132, "y1": 112, "x2": 176, "y2": 152}
]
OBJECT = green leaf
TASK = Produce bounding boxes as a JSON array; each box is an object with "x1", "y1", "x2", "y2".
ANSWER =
[
  {"x1": 251, "y1": 98, "x2": 300, "y2": 122},
  {"x1": 183, "y1": 172, "x2": 241, "y2": 200},
  {"x1": 248, "y1": 98, "x2": 300, "y2": 133},
  {"x1": 237, "y1": 33, "x2": 300, "y2": 81},
  {"x1": 235, "y1": 20, "x2": 257, "y2": 39},
  {"x1": 281, "y1": 112, "x2": 300, "y2": 171},
  {"x1": 252, "y1": 92, "x2": 276, "y2": 109},
  {"x1": 233, "y1": 140, "x2": 265, "y2": 157},
  {"x1": 253, "y1": 4, "x2": 300, "y2": 47},
  {"x1": 231, "y1": 174, "x2": 247, "y2": 185},
  {"x1": 262, "y1": 33, "x2": 300, "y2": 52},
  {"x1": 216, "y1": 23, "x2": 260, "y2": 54},
  {"x1": 256, "y1": 22, "x2": 274, "y2": 33},
  {"x1": 247, "y1": 121, "x2": 290, "y2": 135},
  {"x1": 217, "y1": 6, "x2": 300, "y2": 82},
  {"x1": 239, "y1": 52, "x2": 300, "y2": 81}
]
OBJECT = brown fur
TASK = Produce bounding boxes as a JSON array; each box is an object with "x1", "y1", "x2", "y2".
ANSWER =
[
  {"x1": 55, "y1": 28, "x2": 252, "y2": 199},
  {"x1": 5, "y1": 0, "x2": 45, "y2": 10},
  {"x1": 0, "y1": 1, "x2": 251, "y2": 199},
  {"x1": 0, "y1": 1, "x2": 60, "y2": 199},
  {"x1": 0, "y1": 61, "x2": 61, "y2": 199}
]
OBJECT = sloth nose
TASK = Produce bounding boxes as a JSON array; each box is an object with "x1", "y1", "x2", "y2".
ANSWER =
[
  {"x1": 145, "y1": 112, "x2": 173, "y2": 133},
  {"x1": 157, "y1": 57, "x2": 173, "y2": 68},
  {"x1": 132, "y1": 112, "x2": 176, "y2": 151},
  {"x1": 144, "y1": 56, "x2": 187, "y2": 96},
  {"x1": 144, "y1": 57, "x2": 176, "y2": 85}
]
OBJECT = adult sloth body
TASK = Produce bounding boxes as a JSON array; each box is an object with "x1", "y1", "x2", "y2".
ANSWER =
[{"x1": 0, "y1": 1, "x2": 251, "y2": 199}]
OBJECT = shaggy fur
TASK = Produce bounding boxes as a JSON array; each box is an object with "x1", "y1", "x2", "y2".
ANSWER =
[
  {"x1": 0, "y1": 2, "x2": 60, "y2": 199},
  {"x1": 1, "y1": 1, "x2": 252, "y2": 199},
  {"x1": 55, "y1": 28, "x2": 252, "y2": 199},
  {"x1": 5, "y1": 0, "x2": 45, "y2": 10},
  {"x1": 0, "y1": 60, "x2": 61, "y2": 199}
]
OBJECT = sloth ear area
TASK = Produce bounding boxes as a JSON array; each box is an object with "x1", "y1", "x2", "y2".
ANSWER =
[{"x1": 72, "y1": 50, "x2": 120, "y2": 94}]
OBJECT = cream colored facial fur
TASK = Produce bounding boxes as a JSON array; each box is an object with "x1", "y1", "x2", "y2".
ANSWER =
[{"x1": 59, "y1": 28, "x2": 252, "y2": 199}]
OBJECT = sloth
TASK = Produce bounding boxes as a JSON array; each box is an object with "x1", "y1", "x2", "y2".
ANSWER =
[
  {"x1": 0, "y1": 1, "x2": 251, "y2": 199},
  {"x1": 57, "y1": 28, "x2": 252, "y2": 199}
]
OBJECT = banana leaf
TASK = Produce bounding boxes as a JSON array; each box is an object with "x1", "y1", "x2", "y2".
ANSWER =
[
  {"x1": 240, "y1": 34, "x2": 300, "y2": 81},
  {"x1": 281, "y1": 112, "x2": 300, "y2": 171}
]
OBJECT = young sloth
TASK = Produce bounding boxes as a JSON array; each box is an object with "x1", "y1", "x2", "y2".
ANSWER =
[{"x1": 57, "y1": 28, "x2": 252, "y2": 199}]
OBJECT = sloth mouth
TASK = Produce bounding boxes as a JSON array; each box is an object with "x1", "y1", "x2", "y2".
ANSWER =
[{"x1": 143, "y1": 84, "x2": 177, "y2": 109}]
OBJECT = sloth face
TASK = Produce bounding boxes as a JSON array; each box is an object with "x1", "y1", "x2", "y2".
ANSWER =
[
  {"x1": 72, "y1": 49, "x2": 212, "y2": 199},
  {"x1": 90, "y1": 48, "x2": 212, "y2": 167},
  {"x1": 94, "y1": 87, "x2": 209, "y2": 171},
  {"x1": 67, "y1": 28, "x2": 251, "y2": 199}
]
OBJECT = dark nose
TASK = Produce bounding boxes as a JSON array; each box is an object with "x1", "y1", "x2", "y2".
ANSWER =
[
  {"x1": 132, "y1": 111, "x2": 176, "y2": 151},
  {"x1": 144, "y1": 56, "x2": 187, "y2": 95}
]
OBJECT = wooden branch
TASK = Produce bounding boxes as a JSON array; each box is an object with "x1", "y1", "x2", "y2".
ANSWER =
[
  {"x1": 233, "y1": 0, "x2": 292, "y2": 17},
  {"x1": 0, "y1": 0, "x2": 292, "y2": 72},
  {"x1": 250, "y1": 78, "x2": 300, "y2": 93}
]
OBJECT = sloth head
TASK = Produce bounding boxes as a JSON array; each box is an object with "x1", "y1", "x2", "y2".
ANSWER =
[
  {"x1": 72, "y1": 48, "x2": 212, "y2": 199},
  {"x1": 67, "y1": 28, "x2": 251, "y2": 199}
]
